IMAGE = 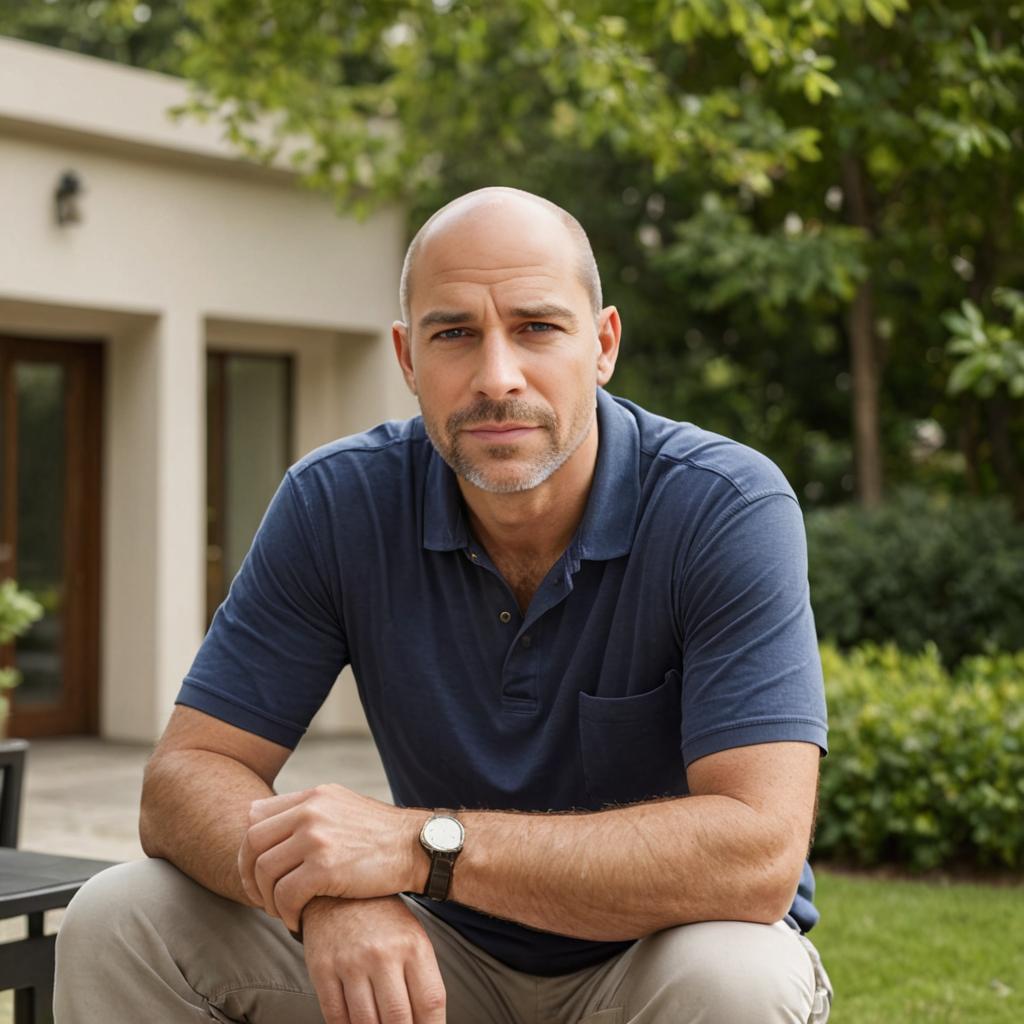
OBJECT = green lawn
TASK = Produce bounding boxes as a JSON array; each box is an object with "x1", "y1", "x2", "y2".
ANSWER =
[{"x1": 812, "y1": 867, "x2": 1024, "y2": 1023}]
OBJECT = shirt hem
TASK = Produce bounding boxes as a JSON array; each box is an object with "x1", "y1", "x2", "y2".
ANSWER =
[
  {"x1": 177, "y1": 679, "x2": 306, "y2": 749},
  {"x1": 682, "y1": 719, "x2": 828, "y2": 767}
]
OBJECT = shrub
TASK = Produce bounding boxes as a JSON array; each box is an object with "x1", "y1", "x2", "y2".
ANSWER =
[
  {"x1": 815, "y1": 643, "x2": 1024, "y2": 871},
  {"x1": 806, "y1": 489, "x2": 1024, "y2": 666}
]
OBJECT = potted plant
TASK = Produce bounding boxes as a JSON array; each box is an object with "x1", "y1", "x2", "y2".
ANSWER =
[{"x1": 0, "y1": 579, "x2": 44, "y2": 740}]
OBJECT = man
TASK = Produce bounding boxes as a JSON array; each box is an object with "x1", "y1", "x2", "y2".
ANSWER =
[{"x1": 55, "y1": 187, "x2": 831, "y2": 1023}]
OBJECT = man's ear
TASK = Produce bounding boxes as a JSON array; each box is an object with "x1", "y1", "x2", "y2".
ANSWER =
[
  {"x1": 392, "y1": 321, "x2": 417, "y2": 395},
  {"x1": 595, "y1": 306, "x2": 622, "y2": 387}
]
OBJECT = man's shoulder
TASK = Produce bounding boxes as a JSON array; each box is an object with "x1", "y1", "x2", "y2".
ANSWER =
[
  {"x1": 289, "y1": 415, "x2": 431, "y2": 481},
  {"x1": 616, "y1": 395, "x2": 796, "y2": 505}
]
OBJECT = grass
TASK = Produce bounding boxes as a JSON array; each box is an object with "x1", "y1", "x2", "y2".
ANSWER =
[{"x1": 812, "y1": 867, "x2": 1024, "y2": 1023}]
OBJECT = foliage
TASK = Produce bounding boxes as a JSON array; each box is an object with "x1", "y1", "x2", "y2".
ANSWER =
[
  {"x1": 163, "y1": 0, "x2": 1024, "y2": 509},
  {"x1": 946, "y1": 289, "x2": 1024, "y2": 399},
  {"x1": 168, "y1": 0, "x2": 907, "y2": 204},
  {"x1": 812, "y1": 869, "x2": 1024, "y2": 1023},
  {"x1": 0, "y1": 579, "x2": 44, "y2": 705},
  {"x1": 0, "y1": 0, "x2": 192, "y2": 73},
  {"x1": 806, "y1": 489, "x2": 1024, "y2": 665},
  {"x1": 2, "y1": 2, "x2": 1024, "y2": 509},
  {"x1": 815, "y1": 642, "x2": 1024, "y2": 871}
]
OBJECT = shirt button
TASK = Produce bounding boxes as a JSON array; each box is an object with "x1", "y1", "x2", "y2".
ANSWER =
[
  {"x1": 469, "y1": 551, "x2": 479, "y2": 561},
  {"x1": 499, "y1": 611, "x2": 512, "y2": 623},
  {"x1": 520, "y1": 635, "x2": 532, "y2": 648}
]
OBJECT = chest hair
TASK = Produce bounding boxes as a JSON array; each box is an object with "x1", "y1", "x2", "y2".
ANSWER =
[{"x1": 490, "y1": 552, "x2": 556, "y2": 614}]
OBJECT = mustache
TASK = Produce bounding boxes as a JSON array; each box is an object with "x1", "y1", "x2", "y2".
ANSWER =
[{"x1": 447, "y1": 398, "x2": 556, "y2": 432}]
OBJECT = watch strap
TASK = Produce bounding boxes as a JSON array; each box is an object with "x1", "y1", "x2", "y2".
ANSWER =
[{"x1": 423, "y1": 849, "x2": 457, "y2": 901}]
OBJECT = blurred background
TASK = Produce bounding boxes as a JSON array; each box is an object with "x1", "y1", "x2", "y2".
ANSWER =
[{"x1": 0, "y1": 2, "x2": 1021, "y2": 1020}]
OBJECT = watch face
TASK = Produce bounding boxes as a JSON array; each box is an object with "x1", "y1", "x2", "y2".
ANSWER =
[{"x1": 423, "y1": 816, "x2": 464, "y2": 853}]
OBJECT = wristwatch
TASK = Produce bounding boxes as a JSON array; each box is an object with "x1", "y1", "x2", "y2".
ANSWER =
[{"x1": 419, "y1": 813, "x2": 464, "y2": 902}]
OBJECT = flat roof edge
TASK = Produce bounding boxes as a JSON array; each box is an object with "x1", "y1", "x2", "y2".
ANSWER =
[{"x1": 0, "y1": 35, "x2": 291, "y2": 170}]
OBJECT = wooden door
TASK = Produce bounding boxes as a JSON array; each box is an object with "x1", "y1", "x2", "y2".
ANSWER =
[{"x1": 0, "y1": 337, "x2": 102, "y2": 737}]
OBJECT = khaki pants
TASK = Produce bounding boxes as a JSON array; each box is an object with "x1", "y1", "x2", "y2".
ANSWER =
[{"x1": 54, "y1": 860, "x2": 831, "y2": 1023}]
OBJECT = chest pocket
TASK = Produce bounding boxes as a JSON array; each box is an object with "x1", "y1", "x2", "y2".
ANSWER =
[{"x1": 577, "y1": 670, "x2": 686, "y2": 807}]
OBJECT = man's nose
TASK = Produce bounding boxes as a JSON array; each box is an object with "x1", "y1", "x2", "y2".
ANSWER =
[{"x1": 471, "y1": 330, "x2": 527, "y2": 399}]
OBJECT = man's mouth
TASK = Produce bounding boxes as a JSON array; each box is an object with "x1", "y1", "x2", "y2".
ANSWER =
[{"x1": 463, "y1": 424, "x2": 539, "y2": 443}]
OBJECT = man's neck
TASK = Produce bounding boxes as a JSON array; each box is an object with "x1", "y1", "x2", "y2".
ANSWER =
[{"x1": 458, "y1": 421, "x2": 599, "y2": 565}]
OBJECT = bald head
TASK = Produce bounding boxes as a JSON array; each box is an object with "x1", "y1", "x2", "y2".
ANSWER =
[{"x1": 399, "y1": 187, "x2": 602, "y2": 324}]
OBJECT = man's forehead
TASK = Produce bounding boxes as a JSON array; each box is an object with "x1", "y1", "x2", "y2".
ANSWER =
[
  {"x1": 413, "y1": 206, "x2": 584, "y2": 298},
  {"x1": 414, "y1": 265, "x2": 584, "y2": 318},
  {"x1": 401, "y1": 190, "x2": 598, "y2": 323}
]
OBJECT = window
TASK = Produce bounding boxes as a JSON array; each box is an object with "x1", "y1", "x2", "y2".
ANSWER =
[{"x1": 206, "y1": 353, "x2": 293, "y2": 626}]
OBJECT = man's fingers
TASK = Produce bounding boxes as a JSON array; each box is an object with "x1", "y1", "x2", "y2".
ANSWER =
[
  {"x1": 369, "y1": 967, "x2": 415, "y2": 1024},
  {"x1": 246, "y1": 803, "x2": 307, "y2": 850},
  {"x1": 340, "y1": 975, "x2": 379, "y2": 1024},
  {"x1": 274, "y1": 861, "x2": 328, "y2": 933},
  {"x1": 249, "y1": 787, "x2": 311, "y2": 823},
  {"x1": 238, "y1": 803, "x2": 307, "y2": 902},
  {"x1": 309, "y1": 968, "x2": 350, "y2": 1024},
  {"x1": 405, "y1": 950, "x2": 447, "y2": 1024},
  {"x1": 252, "y1": 838, "x2": 305, "y2": 918}
]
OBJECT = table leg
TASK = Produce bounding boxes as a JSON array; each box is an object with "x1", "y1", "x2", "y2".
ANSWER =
[{"x1": 11, "y1": 912, "x2": 53, "y2": 1024}]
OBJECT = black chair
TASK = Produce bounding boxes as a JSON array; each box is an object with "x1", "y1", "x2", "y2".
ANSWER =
[
  {"x1": 0, "y1": 739, "x2": 115, "y2": 1024},
  {"x1": 0, "y1": 739, "x2": 28, "y2": 848}
]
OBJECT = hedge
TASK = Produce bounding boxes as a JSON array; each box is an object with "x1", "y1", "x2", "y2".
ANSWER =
[
  {"x1": 805, "y1": 489, "x2": 1024, "y2": 667},
  {"x1": 815, "y1": 643, "x2": 1024, "y2": 871}
]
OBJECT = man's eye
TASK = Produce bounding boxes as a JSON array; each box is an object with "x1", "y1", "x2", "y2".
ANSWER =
[
  {"x1": 434, "y1": 328, "x2": 470, "y2": 340},
  {"x1": 523, "y1": 322, "x2": 558, "y2": 333}
]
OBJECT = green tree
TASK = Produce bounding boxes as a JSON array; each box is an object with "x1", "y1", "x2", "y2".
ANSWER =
[
  {"x1": 170, "y1": 0, "x2": 1024, "y2": 508},
  {"x1": 945, "y1": 288, "x2": 1024, "y2": 516},
  {"x1": 167, "y1": 0, "x2": 910, "y2": 502},
  {"x1": 655, "y1": 3, "x2": 1024, "y2": 506},
  {"x1": 0, "y1": 0, "x2": 191, "y2": 73}
]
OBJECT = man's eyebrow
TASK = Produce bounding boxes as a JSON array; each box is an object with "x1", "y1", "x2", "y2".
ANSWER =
[
  {"x1": 418, "y1": 304, "x2": 581, "y2": 330},
  {"x1": 418, "y1": 310, "x2": 475, "y2": 329},
  {"x1": 508, "y1": 304, "x2": 579, "y2": 328}
]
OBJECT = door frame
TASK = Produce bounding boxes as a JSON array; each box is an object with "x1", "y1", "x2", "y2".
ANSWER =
[{"x1": 1, "y1": 336, "x2": 103, "y2": 737}]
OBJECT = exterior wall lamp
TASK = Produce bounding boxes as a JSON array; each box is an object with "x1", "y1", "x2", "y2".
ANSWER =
[{"x1": 55, "y1": 171, "x2": 83, "y2": 226}]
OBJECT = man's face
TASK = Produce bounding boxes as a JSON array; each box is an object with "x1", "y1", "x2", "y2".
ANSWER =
[{"x1": 393, "y1": 201, "x2": 619, "y2": 494}]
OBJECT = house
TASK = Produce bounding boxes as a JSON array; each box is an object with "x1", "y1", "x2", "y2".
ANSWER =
[{"x1": 0, "y1": 36, "x2": 411, "y2": 741}]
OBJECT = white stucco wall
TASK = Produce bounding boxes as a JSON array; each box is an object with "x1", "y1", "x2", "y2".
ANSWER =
[{"x1": 0, "y1": 37, "x2": 415, "y2": 742}]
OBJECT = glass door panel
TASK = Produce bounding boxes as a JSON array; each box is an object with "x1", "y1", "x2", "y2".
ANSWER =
[
  {"x1": 13, "y1": 362, "x2": 66, "y2": 706},
  {"x1": 206, "y1": 352, "x2": 292, "y2": 625},
  {"x1": 0, "y1": 337, "x2": 102, "y2": 737}
]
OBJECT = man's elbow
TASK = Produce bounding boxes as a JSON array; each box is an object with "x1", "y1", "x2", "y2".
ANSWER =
[
  {"x1": 745, "y1": 842, "x2": 807, "y2": 924},
  {"x1": 137, "y1": 756, "x2": 169, "y2": 859},
  {"x1": 138, "y1": 807, "x2": 163, "y2": 859}
]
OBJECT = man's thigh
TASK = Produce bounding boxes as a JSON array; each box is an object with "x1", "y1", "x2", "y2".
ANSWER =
[
  {"x1": 55, "y1": 858, "x2": 322, "y2": 1022},
  {"x1": 57, "y1": 861, "x2": 528, "y2": 1024},
  {"x1": 552, "y1": 920, "x2": 823, "y2": 1024}
]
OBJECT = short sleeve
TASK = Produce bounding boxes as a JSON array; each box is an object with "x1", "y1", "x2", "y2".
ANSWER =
[
  {"x1": 177, "y1": 471, "x2": 348, "y2": 748},
  {"x1": 677, "y1": 491, "x2": 827, "y2": 766}
]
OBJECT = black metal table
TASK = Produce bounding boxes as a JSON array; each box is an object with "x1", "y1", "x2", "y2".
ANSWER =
[{"x1": 0, "y1": 849, "x2": 116, "y2": 1024}]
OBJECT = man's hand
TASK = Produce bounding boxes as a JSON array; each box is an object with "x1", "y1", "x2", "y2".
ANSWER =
[
  {"x1": 302, "y1": 896, "x2": 447, "y2": 1024},
  {"x1": 238, "y1": 784, "x2": 424, "y2": 931}
]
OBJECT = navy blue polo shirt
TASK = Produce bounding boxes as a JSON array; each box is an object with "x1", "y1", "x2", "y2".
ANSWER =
[{"x1": 178, "y1": 388, "x2": 828, "y2": 976}]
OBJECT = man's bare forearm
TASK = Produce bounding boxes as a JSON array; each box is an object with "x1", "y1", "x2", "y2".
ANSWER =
[
  {"x1": 447, "y1": 793, "x2": 803, "y2": 942},
  {"x1": 140, "y1": 749, "x2": 273, "y2": 906}
]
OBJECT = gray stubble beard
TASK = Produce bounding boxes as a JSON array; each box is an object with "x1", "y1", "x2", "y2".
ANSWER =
[{"x1": 423, "y1": 396, "x2": 595, "y2": 495}]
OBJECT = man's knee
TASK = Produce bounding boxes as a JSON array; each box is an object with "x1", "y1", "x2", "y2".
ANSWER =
[
  {"x1": 628, "y1": 920, "x2": 816, "y2": 1024},
  {"x1": 58, "y1": 858, "x2": 205, "y2": 964}
]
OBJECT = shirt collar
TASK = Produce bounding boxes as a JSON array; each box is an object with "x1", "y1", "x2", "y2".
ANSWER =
[{"x1": 422, "y1": 388, "x2": 641, "y2": 560}]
